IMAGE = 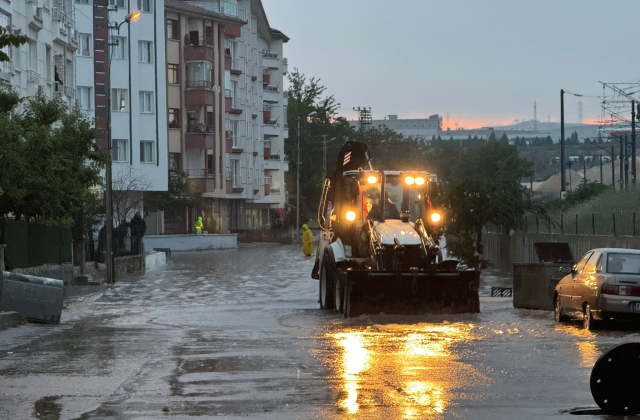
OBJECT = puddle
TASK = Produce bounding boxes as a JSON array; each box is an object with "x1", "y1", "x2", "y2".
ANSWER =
[{"x1": 34, "y1": 396, "x2": 62, "y2": 420}]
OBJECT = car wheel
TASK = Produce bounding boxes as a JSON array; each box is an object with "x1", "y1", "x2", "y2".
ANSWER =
[
  {"x1": 555, "y1": 297, "x2": 569, "y2": 323},
  {"x1": 583, "y1": 303, "x2": 595, "y2": 330}
]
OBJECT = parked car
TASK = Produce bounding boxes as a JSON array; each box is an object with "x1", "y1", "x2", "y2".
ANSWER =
[{"x1": 554, "y1": 248, "x2": 640, "y2": 330}]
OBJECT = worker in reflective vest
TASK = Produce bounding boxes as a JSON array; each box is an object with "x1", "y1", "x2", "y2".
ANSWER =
[
  {"x1": 195, "y1": 217, "x2": 203, "y2": 235},
  {"x1": 302, "y1": 224, "x2": 313, "y2": 257}
]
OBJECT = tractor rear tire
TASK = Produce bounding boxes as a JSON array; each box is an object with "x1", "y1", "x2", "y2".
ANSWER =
[
  {"x1": 334, "y1": 273, "x2": 344, "y2": 314},
  {"x1": 319, "y1": 254, "x2": 335, "y2": 310}
]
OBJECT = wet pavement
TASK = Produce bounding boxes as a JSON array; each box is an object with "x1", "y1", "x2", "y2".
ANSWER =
[{"x1": 1, "y1": 243, "x2": 640, "y2": 419}]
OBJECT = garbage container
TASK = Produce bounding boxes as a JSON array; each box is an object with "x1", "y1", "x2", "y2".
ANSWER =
[
  {"x1": 513, "y1": 243, "x2": 574, "y2": 310},
  {"x1": 0, "y1": 271, "x2": 64, "y2": 323}
]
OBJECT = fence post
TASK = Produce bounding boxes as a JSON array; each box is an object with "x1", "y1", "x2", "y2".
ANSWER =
[
  {"x1": 592, "y1": 213, "x2": 595, "y2": 235},
  {"x1": 0, "y1": 244, "x2": 5, "y2": 272},
  {"x1": 560, "y1": 214, "x2": 564, "y2": 234},
  {"x1": 613, "y1": 213, "x2": 617, "y2": 236},
  {"x1": 575, "y1": 214, "x2": 578, "y2": 235},
  {"x1": 634, "y1": 212, "x2": 637, "y2": 236}
]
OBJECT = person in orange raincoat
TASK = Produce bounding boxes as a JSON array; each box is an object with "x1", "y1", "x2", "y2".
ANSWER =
[{"x1": 302, "y1": 224, "x2": 313, "y2": 256}]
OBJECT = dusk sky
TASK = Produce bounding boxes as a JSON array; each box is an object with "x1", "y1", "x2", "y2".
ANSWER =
[{"x1": 264, "y1": 0, "x2": 640, "y2": 129}]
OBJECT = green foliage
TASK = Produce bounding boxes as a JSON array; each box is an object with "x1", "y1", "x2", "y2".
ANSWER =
[
  {"x1": 0, "y1": 89, "x2": 107, "y2": 225},
  {"x1": 144, "y1": 170, "x2": 198, "y2": 215},
  {"x1": 0, "y1": 26, "x2": 28, "y2": 62},
  {"x1": 562, "y1": 181, "x2": 609, "y2": 209}
]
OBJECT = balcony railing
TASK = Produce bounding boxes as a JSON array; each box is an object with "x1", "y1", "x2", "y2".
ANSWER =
[
  {"x1": 283, "y1": 123, "x2": 289, "y2": 129},
  {"x1": 187, "y1": 123, "x2": 213, "y2": 133},
  {"x1": 186, "y1": 169, "x2": 206, "y2": 178},
  {"x1": 27, "y1": 70, "x2": 41, "y2": 84},
  {"x1": 264, "y1": 85, "x2": 279, "y2": 93},
  {"x1": 185, "y1": 1, "x2": 244, "y2": 19},
  {"x1": 184, "y1": 34, "x2": 214, "y2": 47},
  {"x1": 264, "y1": 176, "x2": 272, "y2": 185},
  {"x1": 264, "y1": 140, "x2": 272, "y2": 149},
  {"x1": 186, "y1": 80, "x2": 215, "y2": 90},
  {"x1": 263, "y1": 103, "x2": 272, "y2": 111},
  {"x1": 283, "y1": 90, "x2": 289, "y2": 98},
  {"x1": 262, "y1": 51, "x2": 279, "y2": 59}
]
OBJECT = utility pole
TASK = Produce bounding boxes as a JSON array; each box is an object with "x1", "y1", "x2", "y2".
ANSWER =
[
  {"x1": 296, "y1": 115, "x2": 301, "y2": 240},
  {"x1": 320, "y1": 135, "x2": 328, "y2": 177},
  {"x1": 560, "y1": 89, "x2": 566, "y2": 196},
  {"x1": 611, "y1": 144, "x2": 616, "y2": 188},
  {"x1": 599, "y1": 154, "x2": 603, "y2": 184},
  {"x1": 583, "y1": 158, "x2": 587, "y2": 186},
  {"x1": 633, "y1": 100, "x2": 636, "y2": 188},
  {"x1": 625, "y1": 136, "x2": 629, "y2": 191},
  {"x1": 620, "y1": 136, "x2": 624, "y2": 192}
]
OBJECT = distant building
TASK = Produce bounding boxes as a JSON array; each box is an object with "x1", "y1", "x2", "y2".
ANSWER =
[{"x1": 350, "y1": 114, "x2": 442, "y2": 143}]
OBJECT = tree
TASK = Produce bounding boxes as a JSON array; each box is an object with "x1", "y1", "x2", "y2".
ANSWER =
[
  {"x1": 488, "y1": 131, "x2": 497, "y2": 142},
  {"x1": 499, "y1": 133, "x2": 509, "y2": 145},
  {"x1": 111, "y1": 166, "x2": 151, "y2": 226},
  {"x1": 0, "y1": 26, "x2": 28, "y2": 63},
  {"x1": 0, "y1": 90, "x2": 107, "y2": 223},
  {"x1": 144, "y1": 170, "x2": 199, "y2": 216}
]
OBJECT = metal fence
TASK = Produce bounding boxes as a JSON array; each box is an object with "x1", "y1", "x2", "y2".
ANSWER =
[
  {"x1": 487, "y1": 212, "x2": 640, "y2": 237},
  {"x1": 0, "y1": 219, "x2": 72, "y2": 270}
]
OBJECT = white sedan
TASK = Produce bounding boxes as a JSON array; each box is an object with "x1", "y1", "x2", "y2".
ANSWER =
[{"x1": 554, "y1": 248, "x2": 640, "y2": 330}]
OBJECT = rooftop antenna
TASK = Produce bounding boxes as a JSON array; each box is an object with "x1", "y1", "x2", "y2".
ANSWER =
[{"x1": 534, "y1": 100, "x2": 538, "y2": 131}]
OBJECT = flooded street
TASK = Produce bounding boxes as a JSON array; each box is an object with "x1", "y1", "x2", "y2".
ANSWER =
[{"x1": 1, "y1": 244, "x2": 639, "y2": 419}]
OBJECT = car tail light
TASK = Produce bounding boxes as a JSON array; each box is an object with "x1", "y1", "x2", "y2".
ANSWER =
[
  {"x1": 619, "y1": 285, "x2": 640, "y2": 297},
  {"x1": 601, "y1": 284, "x2": 619, "y2": 295}
]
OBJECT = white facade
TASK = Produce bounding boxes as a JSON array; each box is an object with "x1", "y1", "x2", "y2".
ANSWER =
[
  {"x1": 74, "y1": 0, "x2": 168, "y2": 192},
  {"x1": 0, "y1": 0, "x2": 77, "y2": 108},
  {"x1": 223, "y1": 0, "x2": 289, "y2": 229}
]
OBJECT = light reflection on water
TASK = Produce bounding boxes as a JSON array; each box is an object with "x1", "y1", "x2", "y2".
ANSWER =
[
  {"x1": 329, "y1": 323, "x2": 484, "y2": 418},
  {"x1": 554, "y1": 323, "x2": 599, "y2": 368}
]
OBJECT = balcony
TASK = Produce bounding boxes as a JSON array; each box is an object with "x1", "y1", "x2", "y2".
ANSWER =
[
  {"x1": 263, "y1": 156, "x2": 282, "y2": 170},
  {"x1": 225, "y1": 90, "x2": 242, "y2": 114},
  {"x1": 26, "y1": 70, "x2": 42, "y2": 85},
  {"x1": 185, "y1": 123, "x2": 214, "y2": 150},
  {"x1": 185, "y1": 1, "x2": 245, "y2": 19},
  {"x1": 263, "y1": 103, "x2": 271, "y2": 123},
  {"x1": 186, "y1": 169, "x2": 206, "y2": 178},
  {"x1": 185, "y1": 80, "x2": 217, "y2": 108},
  {"x1": 263, "y1": 85, "x2": 280, "y2": 103},
  {"x1": 263, "y1": 122, "x2": 280, "y2": 137},
  {"x1": 184, "y1": 39, "x2": 215, "y2": 63},
  {"x1": 283, "y1": 58, "x2": 288, "y2": 74},
  {"x1": 264, "y1": 140, "x2": 271, "y2": 158}
]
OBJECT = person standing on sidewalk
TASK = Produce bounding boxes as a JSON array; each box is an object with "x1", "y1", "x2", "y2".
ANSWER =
[{"x1": 130, "y1": 212, "x2": 146, "y2": 255}]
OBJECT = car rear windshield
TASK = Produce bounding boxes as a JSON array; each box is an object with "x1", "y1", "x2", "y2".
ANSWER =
[{"x1": 606, "y1": 253, "x2": 640, "y2": 274}]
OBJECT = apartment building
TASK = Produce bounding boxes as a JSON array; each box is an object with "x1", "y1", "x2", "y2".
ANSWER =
[
  {"x1": 75, "y1": 0, "x2": 169, "y2": 209},
  {"x1": 162, "y1": 0, "x2": 289, "y2": 233},
  {"x1": 0, "y1": 0, "x2": 77, "y2": 109}
]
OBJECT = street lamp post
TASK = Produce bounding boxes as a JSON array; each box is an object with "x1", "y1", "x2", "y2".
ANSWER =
[
  {"x1": 105, "y1": 10, "x2": 140, "y2": 284},
  {"x1": 296, "y1": 111, "x2": 316, "y2": 241}
]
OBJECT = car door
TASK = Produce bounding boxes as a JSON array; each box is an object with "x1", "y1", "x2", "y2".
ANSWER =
[
  {"x1": 572, "y1": 251, "x2": 601, "y2": 311},
  {"x1": 566, "y1": 251, "x2": 593, "y2": 313}
]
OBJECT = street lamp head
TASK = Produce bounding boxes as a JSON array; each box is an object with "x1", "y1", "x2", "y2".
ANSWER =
[
  {"x1": 125, "y1": 10, "x2": 141, "y2": 22},
  {"x1": 308, "y1": 111, "x2": 317, "y2": 117}
]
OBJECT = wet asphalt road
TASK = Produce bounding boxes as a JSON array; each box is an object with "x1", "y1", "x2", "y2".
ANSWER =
[{"x1": 1, "y1": 243, "x2": 640, "y2": 420}]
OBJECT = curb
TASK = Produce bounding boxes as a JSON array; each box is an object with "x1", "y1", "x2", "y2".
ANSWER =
[{"x1": 0, "y1": 312, "x2": 25, "y2": 331}]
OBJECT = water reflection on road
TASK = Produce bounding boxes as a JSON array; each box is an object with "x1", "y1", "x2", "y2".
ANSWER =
[{"x1": 329, "y1": 322, "x2": 487, "y2": 418}]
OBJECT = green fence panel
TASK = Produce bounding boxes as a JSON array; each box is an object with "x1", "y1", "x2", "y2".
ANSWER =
[
  {"x1": 1, "y1": 219, "x2": 72, "y2": 269},
  {"x1": 3, "y1": 221, "x2": 29, "y2": 269}
]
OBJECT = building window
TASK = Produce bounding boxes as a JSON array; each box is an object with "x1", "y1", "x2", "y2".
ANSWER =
[
  {"x1": 230, "y1": 80, "x2": 238, "y2": 108},
  {"x1": 168, "y1": 108, "x2": 180, "y2": 128},
  {"x1": 167, "y1": 63, "x2": 178, "y2": 84},
  {"x1": 111, "y1": 89, "x2": 127, "y2": 112},
  {"x1": 110, "y1": 36, "x2": 126, "y2": 60},
  {"x1": 169, "y1": 153, "x2": 180, "y2": 170},
  {"x1": 186, "y1": 61, "x2": 212, "y2": 88},
  {"x1": 230, "y1": 120, "x2": 240, "y2": 148},
  {"x1": 166, "y1": 19, "x2": 179, "y2": 40},
  {"x1": 231, "y1": 159, "x2": 240, "y2": 187},
  {"x1": 112, "y1": 139, "x2": 128, "y2": 162},
  {"x1": 78, "y1": 86, "x2": 92, "y2": 110},
  {"x1": 140, "y1": 141, "x2": 154, "y2": 163},
  {"x1": 109, "y1": 0, "x2": 125, "y2": 7},
  {"x1": 207, "y1": 154, "x2": 214, "y2": 175},
  {"x1": 138, "y1": 41, "x2": 153, "y2": 63},
  {"x1": 139, "y1": 91, "x2": 154, "y2": 114},
  {"x1": 137, "y1": 0, "x2": 151, "y2": 12},
  {"x1": 77, "y1": 33, "x2": 92, "y2": 57}
]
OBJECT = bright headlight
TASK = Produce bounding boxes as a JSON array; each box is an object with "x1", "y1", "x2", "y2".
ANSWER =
[
  {"x1": 430, "y1": 212, "x2": 442, "y2": 223},
  {"x1": 415, "y1": 176, "x2": 425, "y2": 185},
  {"x1": 367, "y1": 175, "x2": 378, "y2": 184},
  {"x1": 345, "y1": 211, "x2": 357, "y2": 221},
  {"x1": 405, "y1": 176, "x2": 415, "y2": 185}
]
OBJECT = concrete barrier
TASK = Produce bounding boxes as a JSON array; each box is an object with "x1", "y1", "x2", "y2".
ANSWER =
[
  {"x1": 143, "y1": 234, "x2": 237, "y2": 252},
  {"x1": 145, "y1": 251, "x2": 166, "y2": 270},
  {"x1": 234, "y1": 229, "x2": 293, "y2": 244},
  {"x1": 0, "y1": 311, "x2": 24, "y2": 330}
]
